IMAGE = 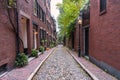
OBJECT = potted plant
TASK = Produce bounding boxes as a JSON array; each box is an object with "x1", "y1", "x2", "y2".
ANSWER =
[
  {"x1": 15, "y1": 53, "x2": 28, "y2": 67},
  {"x1": 39, "y1": 46, "x2": 44, "y2": 54},
  {"x1": 31, "y1": 49, "x2": 38, "y2": 58}
]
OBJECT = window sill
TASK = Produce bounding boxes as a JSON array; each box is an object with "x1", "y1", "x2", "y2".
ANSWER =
[
  {"x1": 33, "y1": 13, "x2": 37, "y2": 17},
  {"x1": 25, "y1": 0, "x2": 30, "y2": 3},
  {"x1": 100, "y1": 9, "x2": 107, "y2": 16}
]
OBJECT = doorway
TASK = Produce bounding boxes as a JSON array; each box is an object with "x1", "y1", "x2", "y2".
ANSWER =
[
  {"x1": 72, "y1": 32, "x2": 74, "y2": 49},
  {"x1": 21, "y1": 16, "x2": 28, "y2": 54},
  {"x1": 84, "y1": 27, "x2": 89, "y2": 56},
  {"x1": 33, "y1": 24, "x2": 38, "y2": 49}
]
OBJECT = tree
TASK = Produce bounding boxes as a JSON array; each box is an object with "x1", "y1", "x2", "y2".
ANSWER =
[{"x1": 57, "y1": 0, "x2": 86, "y2": 39}]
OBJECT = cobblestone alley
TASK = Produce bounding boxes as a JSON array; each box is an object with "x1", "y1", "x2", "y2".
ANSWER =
[{"x1": 32, "y1": 45, "x2": 92, "y2": 80}]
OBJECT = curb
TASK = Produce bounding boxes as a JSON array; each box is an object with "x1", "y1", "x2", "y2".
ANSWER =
[
  {"x1": 27, "y1": 48, "x2": 56, "y2": 80},
  {"x1": 65, "y1": 47, "x2": 99, "y2": 80}
]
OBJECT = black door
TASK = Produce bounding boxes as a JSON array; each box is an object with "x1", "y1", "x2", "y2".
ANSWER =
[{"x1": 85, "y1": 28, "x2": 89, "y2": 55}]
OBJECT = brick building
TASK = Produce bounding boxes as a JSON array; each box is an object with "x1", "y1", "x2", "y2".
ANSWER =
[
  {"x1": 89, "y1": 0, "x2": 120, "y2": 78},
  {"x1": 65, "y1": 0, "x2": 120, "y2": 79},
  {"x1": 0, "y1": 0, "x2": 56, "y2": 71},
  {"x1": 78, "y1": 0, "x2": 120, "y2": 79}
]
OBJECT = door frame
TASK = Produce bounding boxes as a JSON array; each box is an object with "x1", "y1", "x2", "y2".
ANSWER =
[
  {"x1": 83, "y1": 25, "x2": 89, "y2": 56},
  {"x1": 33, "y1": 23, "x2": 38, "y2": 49}
]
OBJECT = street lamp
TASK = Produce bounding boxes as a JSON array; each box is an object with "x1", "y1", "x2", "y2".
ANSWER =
[{"x1": 78, "y1": 12, "x2": 82, "y2": 57}]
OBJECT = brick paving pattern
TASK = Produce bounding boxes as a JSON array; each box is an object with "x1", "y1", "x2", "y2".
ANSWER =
[
  {"x1": 32, "y1": 45, "x2": 92, "y2": 80},
  {"x1": 0, "y1": 48, "x2": 55, "y2": 80},
  {"x1": 66, "y1": 48, "x2": 117, "y2": 80}
]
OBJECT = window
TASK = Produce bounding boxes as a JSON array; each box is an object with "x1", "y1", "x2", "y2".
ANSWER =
[
  {"x1": 47, "y1": 0, "x2": 50, "y2": 9},
  {"x1": 34, "y1": 0, "x2": 37, "y2": 15},
  {"x1": 100, "y1": 0, "x2": 106, "y2": 14},
  {"x1": 39, "y1": 29, "x2": 42, "y2": 40},
  {"x1": 44, "y1": 15, "x2": 46, "y2": 24},
  {"x1": 25, "y1": 0, "x2": 30, "y2": 3},
  {"x1": 44, "y1": 0, "x2": 46, "y2": 6},
  {"x1": 40, "y1": 7, "x2": 42, "y2": 20},
  {"x1": 42, "y1": 10, "x2": 45, "y2": 22},
  {"x1": 33, "y1": 0, "x2": 46, "y2": 23},
  {"x1": 37, "y1": 3, "x2": 39, "y2": 17}
]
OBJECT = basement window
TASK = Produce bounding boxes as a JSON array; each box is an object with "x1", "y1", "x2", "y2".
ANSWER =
[{"x1": 100, "y1": 0, "x2": 106, "y2": 15}]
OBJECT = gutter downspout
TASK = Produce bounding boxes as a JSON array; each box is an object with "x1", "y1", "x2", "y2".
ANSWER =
[{"x1": 15, "y1": 0, "x2": 20, "y2": 55}]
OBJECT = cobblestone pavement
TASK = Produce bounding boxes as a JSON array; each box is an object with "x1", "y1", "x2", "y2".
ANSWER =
[{"x1": 32, "y1": 45, "x2": 92, "y2": 80}]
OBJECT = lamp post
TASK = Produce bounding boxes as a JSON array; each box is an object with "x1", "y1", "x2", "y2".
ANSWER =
[{"x1": 78, "y1": 13, "x2": 82, "y2": 57}]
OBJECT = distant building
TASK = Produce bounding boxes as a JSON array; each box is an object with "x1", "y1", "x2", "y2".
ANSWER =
[{"x1": 0, "y1": 0, "x2": 57, "y2": 71}]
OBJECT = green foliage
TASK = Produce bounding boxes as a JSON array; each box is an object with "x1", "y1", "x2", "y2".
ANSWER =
[
  {"x1": 8, "y1": 0, "x2": 16, "y2": 7},
  {"x1": 41, "y1": 40, "x2": 44, "y2": 43},
  {"x1": 50, "y1": 41, "x2": 56, "y2": 48},
  {"x1": 15, "y1": 53, "x2": 28, "y2": 67},
  {"x1": 66, "y1": 20, "x2": 76, "y2": 38},
  {"x1": 39, "y1": 46, "x2": 44, "y2": 53},
  {"x1": 31, "y1": 49, "x2": 38, "y2": 58},
  {"x1": 57, "y1": 32, "x2": 64, "y2": 43},
  {"x1": 41, "y1": 39, "x2": 47, "y2": 43},
  {"x1": 57, "y1": 0, "x2": 85, "y2": 38},
  {"x1": 50, "y1": 44, "x2": 54, "y2": 48}
]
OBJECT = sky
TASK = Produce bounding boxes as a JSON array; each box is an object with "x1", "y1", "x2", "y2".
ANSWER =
[{"x1": 51, "y1": 0, "x2": 62, "y2": 31}]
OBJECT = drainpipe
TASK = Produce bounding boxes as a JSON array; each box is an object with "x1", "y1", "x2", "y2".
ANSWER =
[{"x1": 15, "y1": 0, "x2": 20, "y2": 55}]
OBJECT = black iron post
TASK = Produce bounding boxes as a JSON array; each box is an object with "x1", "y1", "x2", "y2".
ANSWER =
[
  {"x1": 13, "y1": 0, "x2": 20, "y2": 55},
  {"x1": 78, "y1": 10, "x2": 82, "y2": 57}
]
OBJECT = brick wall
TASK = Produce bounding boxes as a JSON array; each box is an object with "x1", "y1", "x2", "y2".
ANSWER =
[
  {"x1": 74, "y1": 23, "x2": 83, "y2": 53},
  {"x1": 0, "y1": 3, "x2": 16, "y2": 69},
  {"x1": 0, "y1": 0, "x2": 55, "y2": 69},
  {"x1": 90, "y1": 0, "x2": 120, "y2": 71}
]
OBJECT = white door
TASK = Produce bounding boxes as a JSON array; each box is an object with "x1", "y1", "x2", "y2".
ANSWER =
[{"x1": 21, "y1": 17, "x2": 28, "y2": 48}]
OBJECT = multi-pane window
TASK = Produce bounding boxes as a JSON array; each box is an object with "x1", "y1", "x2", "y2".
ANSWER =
[
  {"x1": 37, "y1": 2, "x2": 39, "y2": 17},
  {"x1": 39, "y1": 29, "x2": 42, "y2": 40},
  {"x1": 42, "y1": 11, "x2": 46, "y2": 23},
  {"x1": 100, "y1": 0, "x2": 106, "y2": 12},
  {"x1": 44, "y1": 15, "x2": 46, "y2": 24},
  {"x1": 44, "y1": 31, "x2": 46, "y2": 40},
  {"x1": 34, "y1": 0, "x2": 37, "y2": 15},
  {"x1": 40, "y1": 7, "x2": 42, "y2": 20},
  {"x1": 33, "y1": 0, "x2": 46, "y2": 23},
  {"x1": 47, "y1": 0, "x2": 50, "y2": 9},
  {"x1": 44, "y1": 0, "x2": 46, "y2": 6}
]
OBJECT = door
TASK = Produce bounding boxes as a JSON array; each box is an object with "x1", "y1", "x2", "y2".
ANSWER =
[
  {"x1": 33, "y1": 25, "x2": 38, "y2": 49},
  {"x1": 85, "y1": 27, "x2": 89, "y2": 55},
  {"x1": 21, "y1": 17, "x2": 28, "y2": 54}
]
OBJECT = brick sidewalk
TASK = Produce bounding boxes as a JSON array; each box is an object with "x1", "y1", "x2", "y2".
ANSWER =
[
  {"x1": 66, "y1": 48, "x2": 117, "y2": 80},
  {"x1": 0, "y1": 48, "x2": 55, "y2": 80}
]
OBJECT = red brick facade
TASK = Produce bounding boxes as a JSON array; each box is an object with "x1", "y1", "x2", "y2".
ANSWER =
[
  {"x1": 0, "y1": 1, "x2": 16, "y2": 69},
  {"x1": 65, "y1": 0, "x2": 120, "y2": 78},
  {"x1": 0, "y1": 0, "x2": 56, "y2": 70},
  {"x1": 89, "y1": 0, "x2": 120, "y2": 78},
  {"x1": 90, "y1": 0, "x2": 120, "y2": 71}
]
